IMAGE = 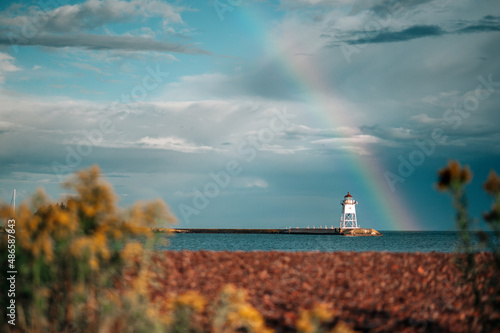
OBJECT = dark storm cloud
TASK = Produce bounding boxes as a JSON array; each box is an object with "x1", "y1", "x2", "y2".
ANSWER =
[
  {"x1": 348, "y1": 25, "x2": 443, "y2": 44},
  {"x1": 360, "y1": 117, "x2": 500, "y2": 150},
  {"x1": 457, "y1": 16, "x2": 500, "y2": 34},
  {"x1": 352, "y1": 0, "x2": 433, "y2": 15},
  {"x1": 328, "y1": 16, "x2": 500, "y2": 46},
  {"x1": 280, "y1": 0, "x2": 433, "y2": 12},
  {"x1": 0, "y1": 33, "x2": 211, "y2": 55}
]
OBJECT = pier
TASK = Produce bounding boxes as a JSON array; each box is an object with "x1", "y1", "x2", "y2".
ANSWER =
[{"x1": 153, "y1": 228, "x2": 382, "y2": 236}]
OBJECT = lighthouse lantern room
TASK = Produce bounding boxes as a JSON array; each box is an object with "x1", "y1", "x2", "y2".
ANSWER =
[{"x1": 340, "y1": 192, "x2": 359, "y2": 229}]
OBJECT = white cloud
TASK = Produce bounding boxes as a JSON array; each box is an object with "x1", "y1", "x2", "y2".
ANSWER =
[
  {"x1": 71, "y1": 62, "x2": 103, "y2": 73},
  {"x1": 0, "y1": 0, "x2": 184, "y2": 33},
  {"x1": 338, "y1": 145, "x2": 370, "y2": 155},
  {"x1": 279, "y1": 0, "x2": 356, "y2": 10},
  {"x1": 0, "y1": 52, "x2": 21, "y2": 84},
  {"x1": 244, "y1": 178, "x2": 269, "y2": 188},
  {"x1": 0, "y1": 120, "x2": 23, "y2": 131},
  {"x1": 421, "y1": 90, "x2": 461, "y2": 107},
  {"x1": 0, "y1": 0, "x2": 208, "y2": 56},
  {"x1": 311, "y1": 134, "x2": 379, "y2": 145},
  {"x1": 229, "y1": 177, "x2": 270, "y2": 189},
  {"x1": 259, "y1": 144, "x2": 308, "y2": 155},
  {"x1": 138, "y1": 136, "x2": 218, "y2": 153},
  {"x1": 310, "y1": 134, "x2": 380, "y2": 155},
  {"x1": 410, "y1": 113, "x2": 442, "y2": 125}
]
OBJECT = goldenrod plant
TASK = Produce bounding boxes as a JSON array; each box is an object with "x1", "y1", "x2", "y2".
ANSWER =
[
  {"x1": 211, "y1": 284, "x2": 274, "y2": 333},
  {"x1": 0, "y1": 165, "x2": 176, "y2": 332},
  {"x1": 437, "y1": 160, "x2": 500, "y2": 332},
  {"x1": 164, "y1": 290, "x2": 206, "y2": 333},
  {"x1": 296, "y1": 303, "x2": 355, "y2": 333}
]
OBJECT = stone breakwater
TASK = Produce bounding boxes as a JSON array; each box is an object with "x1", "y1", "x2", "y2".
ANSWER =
[
  {"x1": 283, "y1": 228, "x2": 382, "y2": 236},
  {"x1": 153, "y1": 228, "x2": 382, "y2": 236},
  {"x1": 147, "y1": 251, "x2": 498, "y2": 332}
]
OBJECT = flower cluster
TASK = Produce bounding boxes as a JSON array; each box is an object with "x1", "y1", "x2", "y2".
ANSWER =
[
  {"x1": 296, "y1": 303, "x2": 354, "y2": 333},
  {"x1": 162, "y1": 290, "x2": 207, "y2": 332},
  {"x1": 212, "y1": 284, "x2": 274, "y2": 333},
  {"x1": 436, "y1": 160, "x2": 472, "y2": 192}
]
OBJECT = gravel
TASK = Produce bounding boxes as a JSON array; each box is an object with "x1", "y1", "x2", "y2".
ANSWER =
[{"x1": 147, "y1": 251, "x2": 499, "y2": 332}]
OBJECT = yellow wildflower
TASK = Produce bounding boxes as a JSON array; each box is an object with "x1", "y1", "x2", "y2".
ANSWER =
[
  {"x1": 331, "y1": 321, "x2": 357, "y2": 333},
  {"x1": 176, "y1": 290, "x2": 206, "y2": 313},
  {"x1": 212, "y1": 284, "x2": 273, "y2": 333},
  {"x1": 296, "y1": 303, "x2": 336, "y2": 333},
  {"x1": 296, "y1": 310, "x2": 314, "y2": 333},
  {"x1": 121, "y1": 242, "x2": 144, "y2": 263}
]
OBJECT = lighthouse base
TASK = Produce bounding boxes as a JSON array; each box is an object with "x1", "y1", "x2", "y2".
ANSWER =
[
  {"x1": 339, "y1": 228, "x2": 382, "y2": 236},
  {"x1": 281, "y1": 228, "x2": 382, "y2": 236}
]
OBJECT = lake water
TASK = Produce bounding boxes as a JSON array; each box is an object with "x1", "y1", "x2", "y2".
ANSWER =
[{"x1": 152, "y1": 231, "x2": 479, "y2": 253}]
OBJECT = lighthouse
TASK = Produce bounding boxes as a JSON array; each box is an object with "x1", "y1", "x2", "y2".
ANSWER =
[{"x1": 340, "y1": 192, "x2": 359, "y2": 229}]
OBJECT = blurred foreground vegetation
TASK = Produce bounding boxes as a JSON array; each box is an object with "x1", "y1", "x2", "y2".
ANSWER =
[
  {"x1": 437, "y1": 160, "x2": 500, "y2": 332},
  {"x1": 0, "y1": 166, "x2": 354, "y2": 333}
]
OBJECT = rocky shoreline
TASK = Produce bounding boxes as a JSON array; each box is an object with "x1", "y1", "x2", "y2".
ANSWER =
[{"x1": 147, "y1": 251, "x2": 498, "y2": 332}]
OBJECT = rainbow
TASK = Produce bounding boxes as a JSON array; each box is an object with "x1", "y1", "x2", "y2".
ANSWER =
[{"x1": 236, "y1": 4, "x2": 419, "y2": 230}]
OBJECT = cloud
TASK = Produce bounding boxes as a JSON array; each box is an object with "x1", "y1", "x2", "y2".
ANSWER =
[
  {"x1": 348, "y1": 25, "x2": 444, "y2": 44},
  {"x1": 163, "y1": 64, "x2": 305, "y2": 101},
  {"x1": 304, "y1": 131, "x2": 381, "y2": 155},
  {"x1": 420, "y1": 90, "x2": 461, "y2": 107},
  {"x1": 137, "y1": 136, "x2": 218, "y2": 153},
  {"x1": 360, "y1": 125, "x2": 419, "y2": 142},
  {"x1": 0, "y1": 0, "x2": 210, "y2": 55},
  {"x1": 259, "y1": 144, "x2": 308, "y2": 155},
  {"x1": 456, "y1": 15, "x2": 500, "y2": 34},
  {"x1": 312, "y1": 134, "x2": 379, "y2": 144},
  {"x1": 0, "y1": 52, "x2": 21, "y2": 84},
  {"x1": 71, "y1": 62, "x2": 102, "y2": 73},
  {"x1": 0, "y1": 120, "x2": 25, "y2": 134},
  {"x1": 327, "y1": 16, "x2": 500, "y2": 46},
  {"x1": 278, "y1": 0, "x2": 355, "y2": 10},
  {"x1": 0, "y1": 0, "x2": 184, "y2": 33},
  {"x1": 284, "y1": 124, "x2": 342, "y2": 139},
  {"x1": 0, "y1": 33, "x2": 211, "y2": 55},
  {"x1": 409, "y1": 114, "x2": 442, "y2": 126},
  {"x1": 246, "y1": 179, "x2": 268, "y2": 188},
  {"x1": 355, "y1": 0, "x2": 436, "y2": 17},
  {"x1": 0, "y1": 92, "x2": 301, "y2": 162}
]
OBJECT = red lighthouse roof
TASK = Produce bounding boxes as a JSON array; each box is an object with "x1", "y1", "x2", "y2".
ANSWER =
[{"x1": 345, "y1": 192, "x2": 352, "y2": 197}]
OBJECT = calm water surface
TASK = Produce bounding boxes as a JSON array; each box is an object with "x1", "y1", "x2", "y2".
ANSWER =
[{"x1": 153, "y1": 231, "x2": 472, "y2": 252}]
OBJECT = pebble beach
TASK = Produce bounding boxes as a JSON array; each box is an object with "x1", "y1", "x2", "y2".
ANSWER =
[{"x1": 145, "y1": 251, "x2": 498, "y2": 332}]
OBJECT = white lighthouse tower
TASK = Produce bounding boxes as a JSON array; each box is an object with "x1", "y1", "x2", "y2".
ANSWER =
[{"x1": 340, "y1": 192, "x2": 359, "y2": 229}]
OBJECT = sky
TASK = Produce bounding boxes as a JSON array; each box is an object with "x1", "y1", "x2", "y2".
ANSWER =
[{"x1": 0, "y1": 0, "x2": 499, "y2": 230}]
